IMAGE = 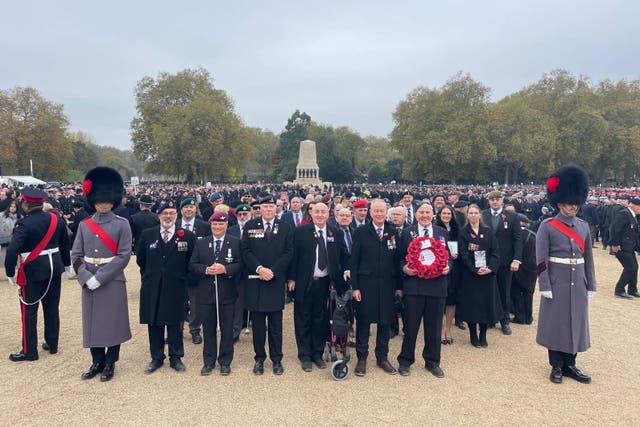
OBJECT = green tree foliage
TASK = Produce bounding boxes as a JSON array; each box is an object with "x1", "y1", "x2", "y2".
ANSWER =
[
  {"x1": 275, "y1": 110, "x2": 311, "y2": 181},
  {"x1": 245, "y1": 127, "x2": 280, "y2": 181},
  {"x1": 391, "y1": 73, "x2": 495, "y2": 183},
  {"x1": 0, "y1": 86, "x2": 72, "y2": 179},
  {"x1": 131, "y1": 68, "x2": 250, "y2": 182}
]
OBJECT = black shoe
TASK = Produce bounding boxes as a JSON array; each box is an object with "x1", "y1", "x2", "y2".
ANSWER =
[
  {"x1": 312, "y1": 358, "x2": 327, "y2": 369},
  {"x1": 563, "y1": 366, "x2": 591, "y2": 384},
  {"x1": 398, "y1": 364, "x2": 410, "y2": 376},
  {"x1": 501, "y1": 322, "x2": 512, "y2": 335},
  {"x1": 41, "y1": 342, "x2": 58, "y2": 354},
  {"x1": 81, "y1": 363, "x2": 104, "y2": 380},
  {"x1": 201, "y1": 364, "x2": 214, "y2": 376},
  {"x1": 615, "y1": 291, "x2": 634, "y2": 299},
  {"x1": 273, "y1": 362, "x2": 284, "y2": 375},
  {"x1": 220, "y1": 365, "x2": 231, "y2": 376},
  {"x1": 480, "y1": 338, "x2": 488, "y2": 348},
  {"x1": 377, "y1": 359, "x2": 398, "y2": 375},
  {"x1": 191, "y1": 332, "x2": 203, "y2": 344},
  {"x1": 253, "y1": 361, "x2": 264, "y2": 375},
  {"x1": 9, "y1": 351, "x2": 39, "y2": 362},
  {"x1": 100, "y1": 364, "x2": 115, "y2": 382},
  {"x1": 425, "y1": 363, "x2": 445, "y2": 378},
  {"x1": 285, "y1": 296, "x2": 293, "y2": 304},
  {"x1": 354, "y1": 359, "x2": 366, "y2": 376},
  {"x1": 510, "y1": 317, "x2": 526, "y2": 325},
  {"x1": 144, "y1": 360, "x2": 163, "y2": 375},
  {"x1": 470, "y1": 329, "x2": 481, "y2": 348},
  {"x1": 170, "y1": 358, "x2": 186, "y2": 372},
  {"x1": 455, "y1": 320, "x2": 466, "y2": 330},
  {"x1": 629, "y1": 291, "x2": 640, "y2": 298},
  {"x1": 550, "y1": 367, "x2": 563, "y2": 384},
  {"x1": 301, "y1": 360, "x2": 313, "y2": 372}
]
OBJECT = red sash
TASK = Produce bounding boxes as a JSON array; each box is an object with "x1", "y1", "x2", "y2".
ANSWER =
[
  {"x1": 16, "y1": 213, "x2": 58, "y2": 287},
  {"x1": 84, "y1": 218, "x2": 118, "y2": 255},
  {"x1": 548, "y1": 218, "x2": 585, "y2": 254}
]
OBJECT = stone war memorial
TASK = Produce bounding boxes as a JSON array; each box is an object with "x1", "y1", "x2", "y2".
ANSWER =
[{"x1": 288, "y1": 139, "x2": 329, "y2": 187}]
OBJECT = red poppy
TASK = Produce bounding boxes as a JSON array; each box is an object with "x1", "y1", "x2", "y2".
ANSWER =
[
  {"x1": 177, "y1": 230, "x2": 185, "y2": 237},
  {"x1": 547, "y1": 176, "x2": 560, "y2": 193},
  {"x1": 82, "y1": 179, "x2": 92, "y2": 195}
]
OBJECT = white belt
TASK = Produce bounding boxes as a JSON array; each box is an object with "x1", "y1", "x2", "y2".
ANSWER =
[
  {"x1": 549, "y1": 256, "x2": 584, "y2": 265},
  {"x1": 20, "y1": 247, "x2": 59, "y2": 259},
  {"x1": 84, "y1": 256, "x2": 115, "y2": 266}
]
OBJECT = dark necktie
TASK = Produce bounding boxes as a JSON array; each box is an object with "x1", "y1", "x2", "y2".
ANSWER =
[
  {"x1": 377, "y1": 227, "x2": 383, "y2": 241},
  {"x1": 492, "y1": 211, "x2": 500, "y2": 230},
  {"x1": 162, "y1": 230, "x2": 170, "y2": 243},
  {"x1": 295, "y1": 213, "x2": 301, "y2": 227},
  {"x1": 317, "y1": 230, "x2": 328, "y2": 270},
  {"x1": 424, "y1": 227, "x2": 430, "y2": 237},
  {"x1": 214, "y1": 240, "x2": 221, "y2": 259},
  {"x1": 407, "y1": 208, "x2": 413, "y2": 224},
  {"x1": 265, "y1": 222, "x2": 272, "y2": 238},
  {"x1": 185, "y1": 223, "x2": 191, "y2": 232},
  {"x1": 343, "y1": 228, "x2": 352, "y2": 253}
]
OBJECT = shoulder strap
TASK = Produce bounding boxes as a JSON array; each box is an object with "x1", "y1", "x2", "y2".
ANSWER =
[
  {"x1": 16, "y1": 213, "x2": 58, "y2": 287},
  {"x1": 548, "y1": 218, "x2": 585, "y2": 254},
  {"x1": 84, "y1": 217, "x2": 118, "y2": 255}
]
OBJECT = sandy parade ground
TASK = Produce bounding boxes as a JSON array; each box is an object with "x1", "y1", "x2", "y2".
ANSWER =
[{"x1": 0, "y1": 243, "x2": 639, "y2": 426}]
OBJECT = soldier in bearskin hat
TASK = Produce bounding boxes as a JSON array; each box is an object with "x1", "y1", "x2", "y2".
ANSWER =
[
  {"x1": 71, "y1": 167, "x2": 133, "y2": 382},
  {"x1": 536, "y1": 164, "x2": 596, "y2": 384}
]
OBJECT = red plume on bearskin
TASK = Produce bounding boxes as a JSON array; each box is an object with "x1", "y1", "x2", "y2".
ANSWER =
[
  {"x1": 82, "y1": 179, "x2": 93, "y2": 196},
  {"x1": 546, "y1": 176, "x2": 560, "y2": 193}
]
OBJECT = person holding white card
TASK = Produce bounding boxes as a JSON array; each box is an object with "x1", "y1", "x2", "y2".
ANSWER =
[{"x1": 457, "y1": 204, "x2": 502, "y2": 348}]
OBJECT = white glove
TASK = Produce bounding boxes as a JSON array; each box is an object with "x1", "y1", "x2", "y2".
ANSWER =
[
  {"x1": 540, "y1": 291, "x2": 553, "y2": 299},
  {"x1": 64, "y1": 266, "x2": 72, "y2": 278},
  {"x1": 86, "y1": 276, "x2": 102, "y2": 291},
  {"x1": 588, "y1": 291, "x2": 596, "y2": 299},
  {"x1": 7, "y1": 276, "x2": 17, "y2": 287}
]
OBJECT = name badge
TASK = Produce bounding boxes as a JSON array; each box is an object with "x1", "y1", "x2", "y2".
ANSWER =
[
  {"x1": 149, "y1": 241, "x2": 158, "y2": 250},
  {"x1": 326, "y1": 236, "x2": 335, "y2": 243}
]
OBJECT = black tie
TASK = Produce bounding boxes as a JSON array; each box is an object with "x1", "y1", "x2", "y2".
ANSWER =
[
  {"x1": 317, "y1": 230, "x2": 328, "y2": 270},
  {"x1": 265, "y1": 222, "x2": 272, "y2": 239},
  {"x1": 214, "y1": 240, "x2": 221, "y2": 259},
  {"x1": 343, "y1": 228, "x2": 352, "y2": 253},
  {"x1": 424, "y1": 227, "x2": 430, "y2": 237},
  {"x1": 492, "y1": 212, "x2": 499, "y2": 230}
]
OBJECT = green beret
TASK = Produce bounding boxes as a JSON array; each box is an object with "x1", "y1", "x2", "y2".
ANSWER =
[
  {"x1": 180, "y1": 198, "x2": 196, "y2": 209},
  {"x1": 235, "y1": 203, "x2": 251, "y2": 212}
]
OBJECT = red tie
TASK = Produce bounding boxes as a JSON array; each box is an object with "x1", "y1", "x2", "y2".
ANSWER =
[{"x1": 295, "y1": 213, "x2": 300, "y2": 227}]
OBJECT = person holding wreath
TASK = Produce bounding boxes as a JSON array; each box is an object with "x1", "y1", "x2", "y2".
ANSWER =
[
  {"x1": 457, "y1": 204, "x2": 502, "y2": 348},
  {"x1": 397, "y1": 202, "x2": 451, "y2": 377}
]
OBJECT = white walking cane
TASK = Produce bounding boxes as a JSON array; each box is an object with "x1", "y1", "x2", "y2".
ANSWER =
[
  {"x1": 244, "y1": 309, "x2": 251, "y2": 334},
  {"x1": 214, "y1": 273, "x2": 220, "y2": 333}
]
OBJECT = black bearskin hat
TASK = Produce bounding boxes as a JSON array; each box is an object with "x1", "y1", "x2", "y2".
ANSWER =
[
  {"x1": 82, "y1": 167, "x2": 124, "y2": 208},
  {"x1": 546, "y1": 164, "x2": 589, "y2": 208}
]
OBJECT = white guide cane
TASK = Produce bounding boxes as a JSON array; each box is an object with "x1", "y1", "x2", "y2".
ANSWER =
[
  {"x1": 244, "y1": 310, "x2": 251, "y2": 334},
  {"x1": 214, "y1": 273, "x2": 220, "y2": 333}
]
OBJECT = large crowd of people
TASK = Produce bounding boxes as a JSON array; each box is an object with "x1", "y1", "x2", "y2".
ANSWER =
[{"x1": 3, "y1": 164, "x2": 634, "y2": 384}]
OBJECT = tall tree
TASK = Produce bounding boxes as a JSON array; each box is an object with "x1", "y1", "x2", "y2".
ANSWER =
[
  {"x1": 131, "y1": 68, "x2": 250, "y2": 182},
  {"x1": 0, "y1": 86, "x2": 72, "y2": 179},
  {"x1": 275, "y1": 110, "x2": 311, "y2": 181},
  {"x1": 391, "y1": 73, "x2": 494, "y2": 183}
]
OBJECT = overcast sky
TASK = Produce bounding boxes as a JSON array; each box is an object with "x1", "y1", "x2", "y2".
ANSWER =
[{"x1": 2, "y1": 1, "x2": 638, "y2": 150}]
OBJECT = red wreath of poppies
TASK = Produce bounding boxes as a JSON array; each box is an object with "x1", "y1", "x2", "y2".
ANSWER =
[{"x1": 405, "y1": 236, "x2": 449, "y2": 280}]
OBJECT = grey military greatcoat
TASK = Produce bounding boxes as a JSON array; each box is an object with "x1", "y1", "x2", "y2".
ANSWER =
[
  {"x1": 535, "y1": 214, "x2": 596, "y2": 354},
  {"x1": 71, "y1": 211, "x2": 133, "y2": 348}
]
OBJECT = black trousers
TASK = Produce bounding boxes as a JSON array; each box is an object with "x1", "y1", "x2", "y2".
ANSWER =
[
  {"x1": 294, "y1": 277, "x2": 330, "y2": 362},
  {"x1": 511, "y1": 282, "x2": 534, "y2": 323},
  {"x1": 200, "y1": 302, "x2": 235, "y2": 366},
  {"x1": 232, "y1": 281, "x2": 246, "y2": 339},
  {"x1": 90, "y1": 345, "x2": 120, "y2": 366},
  {"x1": 148, "y1": 324, "x2": 184, "y2": 362},
  {"x1": 548, "y1": 350, "x2": 577, "y2": 368},
  {"x1": 251, "y1": 310, "x2": 283, "y2": 363},
  {"x1": 356, "y1": 322, "x2": 390, "y2": 361},
  {"x1": 496, "y1": 266, "x2": 513, "y2": 322},
  {"x1": 397, "y1": 295, "x2": 445, "y2": 367},
  {"x1": 187, "y1": 286, "x2": 201, "y2": 334},
  {"x1": 615, "y1": 250, "x2": 638, "y2": 293},
  {"x1": 20, "y1": 276, "x2": 61, "y2": 356}
]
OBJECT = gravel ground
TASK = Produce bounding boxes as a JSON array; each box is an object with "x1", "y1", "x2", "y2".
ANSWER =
[{"x1": 0, "y1": 243, "x2": 638, "y2": 426}]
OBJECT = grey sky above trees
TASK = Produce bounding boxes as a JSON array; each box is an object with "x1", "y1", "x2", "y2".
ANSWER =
[{"x1": 2, "y1": 0, "x2": 638, "y2": 150}]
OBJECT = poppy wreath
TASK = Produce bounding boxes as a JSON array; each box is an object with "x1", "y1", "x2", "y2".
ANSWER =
[{"x1": 405, "y1": 236, "x2": 449, "y2": 280}]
